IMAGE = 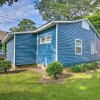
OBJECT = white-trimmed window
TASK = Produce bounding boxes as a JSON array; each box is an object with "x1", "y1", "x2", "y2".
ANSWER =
[
  {"x1": 40, "y1": 35, "x2": 51, "y2": 44},
  {"x1": 91, "y1": 41, "x2": 95, "y2": 54},
  {"x1": 75, "y1": 39, "x2": 82, "y2": 55}
]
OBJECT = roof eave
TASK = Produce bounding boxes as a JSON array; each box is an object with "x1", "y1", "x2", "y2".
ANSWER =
[
  {"x1": 34, "y1": 21, "x2": 55, "y2": 33},
  {"x1": 2, "y1": 18, "x2": 100, "y2": 43},
  {"x1": 86, "y1": 18, "x2": 100, "y2": 37},
  {"x1": 2, "y1": 34, "x2": 14, "y2": 43}
]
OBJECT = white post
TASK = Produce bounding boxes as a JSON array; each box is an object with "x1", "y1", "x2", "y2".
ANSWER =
[
  {"x1": 36, "y1": 33, "x2": 38, "y2": 64},
  {"x1": 13, "y1": 34, "x2": 16, "y2": 70},
  {"x1": 56, "y1": 24, "x2": 58, "y2": 61},
  {"x1": 95, "y1": 32, "x2": 96, "y2": 54}
]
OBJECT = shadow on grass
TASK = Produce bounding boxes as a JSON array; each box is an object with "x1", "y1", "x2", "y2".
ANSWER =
[
  {"x1": 0, "y1": 91, "x2": 49, "y2": 100},
  {"x1": 0, "y1": 70, "x2": 27, "y2": 75},
  {"x1": 0, "y1": 73, "x2": 100, "y2": 100}
]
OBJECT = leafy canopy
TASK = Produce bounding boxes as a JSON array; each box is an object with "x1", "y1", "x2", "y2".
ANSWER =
[
  {"x1": 9, "y1": 19, "x2": 37, "y2": 32},
  {"x1": 35, "y1": 0, "x2": 100, "y2": 21},
  {"x1": 84, "y1": 12, "x2": 100, "y2": 33},
  {"x1": 0, "y1": 0, "x2": 18, "y2": 6}
]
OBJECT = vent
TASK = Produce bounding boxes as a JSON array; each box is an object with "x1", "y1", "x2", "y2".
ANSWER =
[{"x1": 82, "y1": 20, "x2": 90, "y2": 30}]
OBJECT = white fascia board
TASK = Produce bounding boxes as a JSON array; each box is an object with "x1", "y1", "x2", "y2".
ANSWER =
[
  {"x1": 86, "y1": 18, "x2": 100, "y2": 37},
  {"x1": 13, "y1": 31, "x2": 34, "y2": 34},
  {"x1": 53, "y1": 19, "x2": 86, "y2": 23},
  {"x1": 2, "y1": 33, "x2": 14, "y2": 43},
  {"x1": 34, "y1": 21, "x2": 54, "y2": 33},
  {"x1": 2, "y1": 18, "x2": 99, "y2": 44},
  {"x1": 54, "y1": 19, "x2": 100, "y2": 37},
  {"x1": 1, "y1": 31, "x2": 35, "y2": 43}
]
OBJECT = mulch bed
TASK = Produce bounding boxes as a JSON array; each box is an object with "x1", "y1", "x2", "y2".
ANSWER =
[{"x1": 39, "y1": 73, "x2": 73, "y2": 84}]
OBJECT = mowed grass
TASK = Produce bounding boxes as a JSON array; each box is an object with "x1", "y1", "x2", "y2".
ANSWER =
[{"x1": 0, "y1": 71, "x2": 100, "y2": 100}]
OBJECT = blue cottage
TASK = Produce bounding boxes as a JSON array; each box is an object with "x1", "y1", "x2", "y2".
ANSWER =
[{"x1": 2, "y1": 19, "x2": 100, "y2": 68}]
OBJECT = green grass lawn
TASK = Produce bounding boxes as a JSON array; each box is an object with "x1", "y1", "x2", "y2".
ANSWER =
[{"x1": 0, "y1": 70, "x2": 100, "y2": 100}]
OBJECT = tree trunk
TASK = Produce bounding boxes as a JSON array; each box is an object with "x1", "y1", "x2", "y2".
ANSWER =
[
  {"x1": 4, "y1": 69, "x2": 7, "y2": 73},
  {"x1": 54, "y1": 74, "x2": 57, "y2": 80}
]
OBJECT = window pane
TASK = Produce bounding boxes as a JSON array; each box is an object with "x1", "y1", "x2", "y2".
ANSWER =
[
  {"x1": 47, "y1": 36, "x2": 51, "y2": 42},
  {"x1": 91, "y1": 42, "x2": 94, "y2": 48},
  {"x1": 91, "y1": 49, "x2": 94, "y2": 54},
  {"x1": 76, "y1": 47, "x2": 81, "y2": 53},
  {"x1": 76, "y1": 40, "x2": 81, "y2": 46},
  {"x1": 40, "y1": 38, "x2": 45, "y2": 44},
  {"x1": 42, "y1": 38, "x2": 45, "y2": 43},
  {"x1": 91, "y1": 41, "x2": 95, "y2": 54}
]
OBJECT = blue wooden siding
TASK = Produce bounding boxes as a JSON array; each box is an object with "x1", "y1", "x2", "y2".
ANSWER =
[
  {"x1": 38, "y1": 26, "x2": 56, "y2": 65},
  {"x1": 7, "y1": 37, "x2": 14, "y2": 64},
  {"x1": 58, "y1": 21, "x2": 100, "y2": 66},
  {"x1": 15, "y1": 33, "x2": 37, "y2": 65}
]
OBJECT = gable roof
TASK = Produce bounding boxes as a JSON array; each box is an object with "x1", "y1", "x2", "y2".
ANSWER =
[{"x1": 2, "y1": 18, "x2": 99, "y2": 43}]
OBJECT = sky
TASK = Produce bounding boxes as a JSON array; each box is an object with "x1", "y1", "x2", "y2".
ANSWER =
[{"x1": 0, "y1": 0, "x2": 46, "y2": 32}]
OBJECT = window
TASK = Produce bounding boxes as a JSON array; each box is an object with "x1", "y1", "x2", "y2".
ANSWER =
[
  {"x1": 40, "y1": 35, "x2": 51, "y2": 44},
  {"x1": 75, "y1": 39, "x2": 82, "y2": 55},
  {"x1": 91, "y1": 41, "x2": 95, "y2": 54}
]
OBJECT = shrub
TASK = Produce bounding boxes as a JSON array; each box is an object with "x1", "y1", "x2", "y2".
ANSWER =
[
  {"x1": 70, "y1": 62, "x2": 99, "y2": 73},
  {"x1": 70, "y1": 65, "x2": 81, "y2": 72},
  {"x1": 0, "y1": 58, "x2": 4, "y2": 61},
  {"x1": 46, "y1": 62, "x2": 63, "y2": 79},
  {"x1": 0, "y1": 60, "x2": 11, "y2": 72}
]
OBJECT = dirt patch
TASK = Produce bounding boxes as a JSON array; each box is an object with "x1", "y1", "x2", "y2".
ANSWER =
[{"x1": 40, "y1": 73, "x2": 73, "y2": 84}]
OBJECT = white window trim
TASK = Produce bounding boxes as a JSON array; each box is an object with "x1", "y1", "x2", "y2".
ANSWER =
[
  {"x1": 91, "y1": 41, "x2": 95, "y2": 54},
  {"x1": 40, "y1": 35, "x2": 51, "y2": 44},
  {"x1": 75, "y1": 39, "x2": 82, "y2": 55}
]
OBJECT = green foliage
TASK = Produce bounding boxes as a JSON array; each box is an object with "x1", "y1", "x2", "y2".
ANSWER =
[
  {"x1": 85, "y1": 12, "x2": 100, "y2": 33},
  {"x1": 0, "y1": 60, "x2": 11, "y2": 72},
  {"x1": 0, "y1": 0, "x2": 18, "y2": 6},
  {"x1": 0, "y1": 58, "x2": 4, "y2": 61},
  {"x1": 46, "y1": 62, "x2": 63, "y2": 79},
  {"x1": 35, "y1": 0, "x2": 99, "y2": 21},
  {"x1": 2, "y1": 43, "x2": 6, "y2": 52},
  {"x1": 9, "y1": 19, "x2": 37, "y2": 32},
  {"x1": 70, "y1": 62, "x2": 99, "y2": 72}
]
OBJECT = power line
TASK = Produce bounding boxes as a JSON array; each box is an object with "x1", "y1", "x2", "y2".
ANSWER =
[
  {"x1": 0, "y1": 15, "x2": 20, "y2": 21},
  {"x1": 0, "y1": 15, "x2": 44, "y2": 25}
]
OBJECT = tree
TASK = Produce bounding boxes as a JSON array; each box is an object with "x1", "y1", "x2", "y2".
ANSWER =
[
  {"x1": 9, "y1": 19, "x2": 37, "y2": 32},
  {"x1": 85, "y1": 12, "x2": 100, "y2": 34},
  {"x1": 0, "y1": 0, "x2": 18, "y2": 6},
  {"x1": 35, "y1": 0, "x2": 100, "y2": 21}
]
